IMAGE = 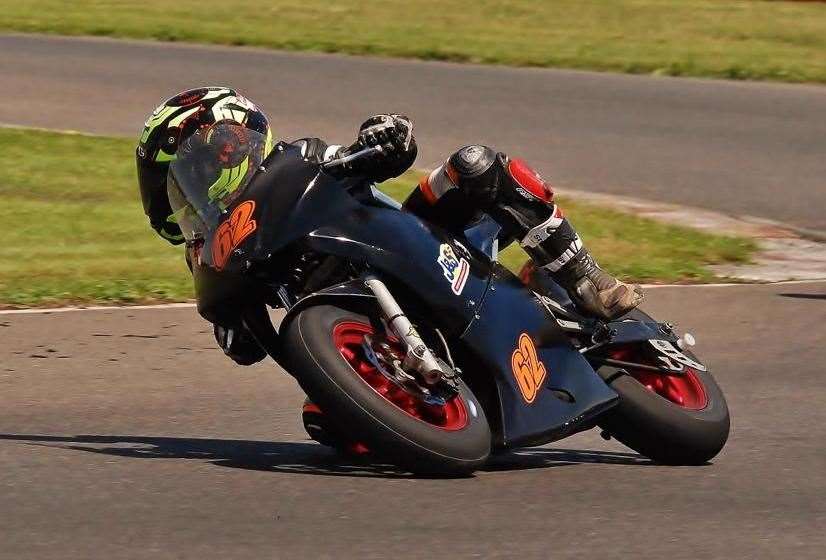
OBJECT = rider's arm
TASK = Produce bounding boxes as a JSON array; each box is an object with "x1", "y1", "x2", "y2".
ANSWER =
[
  {"x1": 291, "y1": 137, "x2": 344, "y2": 164},
  {"x1": 182, "y1": 247, "x2": 268, "y2": 366},
  {"x1": 214, "y1": 322, "x2": 268, "y2": 366}
]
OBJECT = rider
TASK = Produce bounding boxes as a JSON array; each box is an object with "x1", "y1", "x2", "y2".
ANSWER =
[{"x1": 137, "y1": 86, "x2": 643, "y2": 365}]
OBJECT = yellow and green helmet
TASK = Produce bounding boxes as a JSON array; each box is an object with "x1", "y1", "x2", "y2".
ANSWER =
[{"x1": 136, "y1": 86, "x2": 272, "y2": 244}]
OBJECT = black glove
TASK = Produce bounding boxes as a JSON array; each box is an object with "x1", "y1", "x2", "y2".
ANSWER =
[
  {"x1": 214, "y1": 324, "x2": 267, "y2": 366},
  {"x1": 357, "y1": 114, "x2": 414, "y2": 154},
  {"x1": 344, "y1": 114, "x2": 417, "y2": 182}
]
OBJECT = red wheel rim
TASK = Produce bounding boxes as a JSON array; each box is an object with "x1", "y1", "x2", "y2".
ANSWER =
[
  {"x1": 611, "y1": 348, "x2": 708, "y2": 410},
  {"x1": 333, "y1": 321, "x2": 469, "y2": 431}
]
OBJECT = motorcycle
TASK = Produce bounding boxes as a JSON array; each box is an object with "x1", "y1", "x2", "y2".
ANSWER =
[{"x1": 169, "y1": 123, "x2": 730, "y2": 475}]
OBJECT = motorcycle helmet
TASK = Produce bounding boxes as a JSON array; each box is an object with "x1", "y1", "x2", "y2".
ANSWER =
[{"x1": 135, "y1": 86, "x2": 271, "y2": 243}]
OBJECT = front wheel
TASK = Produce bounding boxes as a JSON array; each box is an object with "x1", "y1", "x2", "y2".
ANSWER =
[
  {"x1": 596, "y1": 346, "x2": 730, "y2": 465},
  {"x1": 281, "y1": 305, "x2": 491, "y2": 475}
]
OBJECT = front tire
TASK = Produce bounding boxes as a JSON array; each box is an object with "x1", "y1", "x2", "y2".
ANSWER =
[{"x1": 281, "y1": 305, "x2": 491, "y2": 475}]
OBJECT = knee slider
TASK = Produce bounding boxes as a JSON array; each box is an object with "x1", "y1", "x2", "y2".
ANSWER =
[
  {"x1": 447, "y1": 145, "x2": 504, "y2": 205},
  {"x1": 448, "y1": 145, "x2": 497, "y2": 177}
]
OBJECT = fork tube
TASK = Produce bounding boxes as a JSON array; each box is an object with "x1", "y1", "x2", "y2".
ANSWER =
[{"x1": 363, "y1": 275, "x2": 443, "y2": 384}]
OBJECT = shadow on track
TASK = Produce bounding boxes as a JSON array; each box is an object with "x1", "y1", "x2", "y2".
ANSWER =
[
  {"x1": 779, "y1": 293, "x2": 826, "y2": 301},
  {"x1": 0, "y1": 433, "x2": 648, "y2": 478}
]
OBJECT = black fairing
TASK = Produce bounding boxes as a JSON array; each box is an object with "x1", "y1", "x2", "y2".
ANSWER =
[
  {"x1": 301, "y1": 213, "x2": 489, "y2": 337},
  {"x1": 194, "y1": 143, "x2": 487, "y2": 334},
  {"x1": 461, "y1": 264, "x2": 618, "y2": 447},
  {"x1": 193, "y1": 145, "x2": 619, "y2": 449},
  {"x1": 192, "y1": 143, "x2": 362, "y2": 323}
]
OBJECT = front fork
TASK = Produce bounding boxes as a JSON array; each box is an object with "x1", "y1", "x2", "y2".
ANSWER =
[{"x1": 363, "y1": 274, "x2": 448, "y2": 385}]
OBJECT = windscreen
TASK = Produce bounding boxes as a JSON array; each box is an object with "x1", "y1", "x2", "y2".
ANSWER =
[{"x1": 168, "y1": 123, "x2": 270, "y2": 241}]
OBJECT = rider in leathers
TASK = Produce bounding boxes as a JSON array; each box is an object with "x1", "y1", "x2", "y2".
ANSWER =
[{"x1": 137, "y1": 87, "x2": 643, "y2": 383}]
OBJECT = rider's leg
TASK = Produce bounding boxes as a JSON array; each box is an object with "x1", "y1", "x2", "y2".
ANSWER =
[
  {"x1": 302, "y1": 398, "x2": 370, "y2": 455},
  {"x1": 302, "y1": 398, "x2": 338, "y2": 447},
  {"x1": 405, "y1": 145, "x2": 643, "y2": 320},
  {"x1": 516, "y1": 201, "x2": 645, "y2": 320}
]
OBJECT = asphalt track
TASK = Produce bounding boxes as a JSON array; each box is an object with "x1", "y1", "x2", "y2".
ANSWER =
[
  {"x1": 2, "y1": 33, "x2": 826, "y2": 559},
  {"x1": 2, "y1": 33, "x2": 825, "y2": 232},
  {"x1": 2, "y1": 281, "x2": 825, "y2": 559}
]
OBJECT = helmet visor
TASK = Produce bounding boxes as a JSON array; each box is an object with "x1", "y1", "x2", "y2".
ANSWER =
[{"x1": 168, "y1": 122, "x2": 268, "y2": 241}]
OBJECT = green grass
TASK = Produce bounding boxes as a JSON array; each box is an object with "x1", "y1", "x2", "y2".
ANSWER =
[
  {"x1": 0, "y1": 127, "x2": 754, "y2": 307},
  {"x1": 0, "y1": 129, "x2": 190, "y2": 307},
  {"x1": 1, "y1": 1, "x2": 826, "y2": 83}
]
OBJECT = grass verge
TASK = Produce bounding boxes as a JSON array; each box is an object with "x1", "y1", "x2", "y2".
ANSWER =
[
  {"x1": 1, "y1": 1, "x2": 826, "y2": 83},
  {"x1": 0, "y1": 127, "x2": 754, "y2": 307}
]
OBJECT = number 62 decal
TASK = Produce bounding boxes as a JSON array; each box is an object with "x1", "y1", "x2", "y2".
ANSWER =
[
  {"x1": 212, "y1": 200, "x2": 257, "y2": 271},
  {"x1": 511, "y1": 333, "x2": 548, "y2": 403}
]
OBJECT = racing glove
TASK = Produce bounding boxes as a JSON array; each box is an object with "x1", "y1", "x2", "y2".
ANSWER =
[
  {"x1": 358, "y1": 114, "x2": 414, "y2": 153},
  {"x1": 214, "y1": 324, "x2": 267, "y2": 366},
  {"x1": 344, "y1": 114, "x2": 418, "y2": 182}
]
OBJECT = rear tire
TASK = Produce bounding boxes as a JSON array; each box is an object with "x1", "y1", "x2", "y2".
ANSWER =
[
  {"x1": 281, "y1": 305, "x2": 491, "y2": 475},
  {"x1": 597, "y1": 364, "x2": 730, "y2": 465},
  {"x1": 522, "y1": 265, "x2": 730, "y2": 464}
]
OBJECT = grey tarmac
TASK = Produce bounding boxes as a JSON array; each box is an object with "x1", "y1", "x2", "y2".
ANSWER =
[
  {"x1": 2, "y1": 32, "x2": 825, "y2": 560},
  {"x1": 1, "y1": 33, "x2": 825, "y2": 231},
  {"x1": 1, "y1": 281, "x2": 825, "y2": 559}
]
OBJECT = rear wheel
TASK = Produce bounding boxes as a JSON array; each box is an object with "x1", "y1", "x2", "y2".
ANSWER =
[
  {"x1": 597, "y1": 346, "x2": 730, "y2": 465},
  {"x1": 281, "y1": 305, "x2": 491, "y2": 475}
]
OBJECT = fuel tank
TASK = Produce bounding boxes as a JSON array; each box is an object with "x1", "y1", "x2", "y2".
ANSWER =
[{"x1": 303, "y1": 204, "x2": 491, "y2": 337}]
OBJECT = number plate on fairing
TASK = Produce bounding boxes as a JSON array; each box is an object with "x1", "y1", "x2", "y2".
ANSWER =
[{"x1": 648, "y1": 339, "x2": 707, "y2": 372}]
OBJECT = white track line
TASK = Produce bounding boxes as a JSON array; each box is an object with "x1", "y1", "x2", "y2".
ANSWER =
[
  {"x1": 1, "y1": 278, "x2": 823, "y2": 316},
  {"x1": 0, "y1": 302, "x2": 196, "y2": 315},
  {"x1": 0, "y1": 122, "x2": 116, "y2": 138},
  {"x1": 642, "y1": 278, "x2": 826, "y2": 289}
]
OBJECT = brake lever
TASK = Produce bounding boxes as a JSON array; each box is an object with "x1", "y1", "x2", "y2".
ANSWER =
[{"x1": 321, "y1": 144, "x2": 384, "y2": 170}]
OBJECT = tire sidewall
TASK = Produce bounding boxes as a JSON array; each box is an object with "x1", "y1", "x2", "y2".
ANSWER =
[{"x1": 282, "y1": 305, "x2": 492, "y2": 472}]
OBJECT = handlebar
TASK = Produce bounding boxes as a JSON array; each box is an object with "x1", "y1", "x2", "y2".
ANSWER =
[{"x1": 321, "y1": 144, "x2": 384, "y2": 170}]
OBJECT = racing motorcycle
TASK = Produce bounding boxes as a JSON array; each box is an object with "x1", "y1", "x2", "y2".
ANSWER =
[{"x1": 170, "y1": 123, "x2": 730, "y2": 475}]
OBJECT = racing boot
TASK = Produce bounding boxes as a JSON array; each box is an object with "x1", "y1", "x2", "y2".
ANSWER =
[
  {"x1": 515, "y1": 206, "x2": 644, "y2": 320},
  {"x1": 301, "y1": 398, "x2": 370, "y2": 455},
  {"x1": 552, "y1": 249, "x2": 645, "y2": 321},
  {"x1": 500, "y1": 171, "x2": 643, "y2": 320},
  {"x1": 302, "y1": 398, "x2": 338, "y2": 447}
]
